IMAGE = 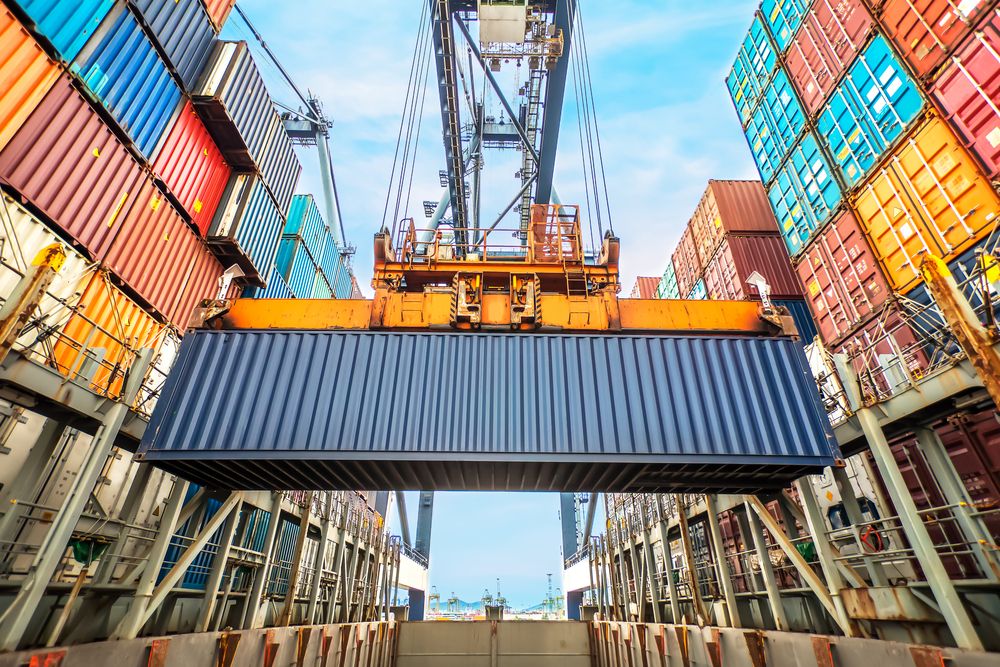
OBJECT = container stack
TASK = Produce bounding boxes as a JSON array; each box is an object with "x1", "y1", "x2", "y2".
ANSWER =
[
  {"x1": 0, "y1": 0, "x2": 303, "y2": 399},
  {"x1": 657, "y1": 180, "x2": 818, "y2": 340},
  {"x1": 726, "y1": 0, "x2": 1000, "y2": 393},
  {"x1": 630, "y1": 276, "x2": 660, "y2": 299}
]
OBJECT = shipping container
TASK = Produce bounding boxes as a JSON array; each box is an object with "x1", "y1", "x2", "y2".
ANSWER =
[
  {"x1": 284, "y1": 195, "x2": 327, "y2": 259},
  {"x1": 657, "y1": 261, "x2": 680, "y2": 299},
  {"x1": 703, "y1": 235, "x2": 802, "y2": 300},
  {"x1": 784, "y1": 0, "x2": 873, "y2": 115},
  {"x1": 727, "y1": 14, "x2": 778, "y2": 127},
  {"x1": 817, "y1": 34, "x2": 924, "y2": 186},
  {"x1": 690, "y1": 180, "x2": 779, "y2": 265},
  {"x1": 312, "y1": 273, "x2": 333, "y2": 299},
  {"x1": 330, "y1": 254, "x2": 354, "y2": 300},
  {"x1": 275, "y1": 236, "x2": 319, "y2": 299},
  {"x1": 208, "y1": 173, "x2": 284, "y2": 284},
  {"x1": 105, "y1": 177, "x2": 223, "y2": 327},
  {"x1": 193, "y1": 40, "x2": 273, "y2": 169},
  {"x1": 687, "y1": 278, "x2": 707, "y2": 300},
  {"x1": 775, "y1": 299, "x2": 819, "y2": 343},
  {"x1": 256, "y1": 111, "x2": 301, "y2": 214},
  {"x1": 316, "y1": 232, "x2": 347, "y2": 295},
  {"x1": 0, "y1": 194, "x2": 95, "y2": 351},
  {"x1": 745, "y1": 69, "x2": 807, "y2": 183},
  {"x1": 138, "y1": 330, "x2": 839, "y2": 492},
  {"x1": 851, "y1": 115, "x2": 1000, "y2": 293},
  {"x1": 201, "y1": 0, "x2": 236, "y2": 32},
  {"x1": 0, "y1": 6, "x2": 60, "y2": 153},
  {"x1": 54, "y1": 271, "x2": 166, "y2": 400},
  {"x1": 872, "y1": 0, "x2": 992, "y2": 78},
  {"x1": 796, "y1": 210, "x2": 892, "y2": 345},
  {"x1": 630, "y1": 276, "x2": 660, "y2": 299},
  {"x1": 8, "y1": 0, "x2": 113, "y2": 61},
  {"x1": 931, "y1": 11, "x2": 1000, "y2": 180},
  {"x1": 0, "y1": 76, "x2": 146, "y2": 259},
  {"x1": 129, "y1": 0, "x2": 215, "y2": 92},
  {"x1": 72, "y1": 6, "x2": 182, "y2": 161},
  {"x1": 243, "y1": 265, "x2": 294, "y2": 299},
  {"x1": 768, "y1": 132, "x2": 843, "y2": 258},
  {"x1": 760, "y1": 0, "x2": 808, "y2": 52},
  {"x1": 671, "y1": 225, "x2": 702, "y2": 298},
  {"x1": 152, "y1": 100, "x2": 230, "y2": 234}
]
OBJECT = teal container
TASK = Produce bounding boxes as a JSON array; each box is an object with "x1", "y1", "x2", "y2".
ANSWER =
[
  {"x1": 817, "y1": 34, "x2": 924, "y2": 187},
  {"x1": 276, "y1": 237, "x2": 319, "y2": 299},
  {"x1": 760, "y1": 0, "x2": 807, "y2": 52},
  {"x1": 11, "y1": 0, "x2": 114, "y2": 61},
  {"x1": 727, "y1": 14, "x2": 777, "y2": 127},
  {"x1": 745, "y1": 69, "x2": 806, "y2": 183},
  {"x1": 768, "y1": 133, "x2": 842, "y2": 258},
  {"x1": 283, "y1": 195, "x2": 326, "y2": 259},
  {"x1": 687, "y1": 279, "x2": 707, "y2": 301},
  {"x1": 657, "y1": 261, "x2": 679, "y2": 299},
  {"x1": 312, "y1": 274, "x2": 333, "y2": 299}
]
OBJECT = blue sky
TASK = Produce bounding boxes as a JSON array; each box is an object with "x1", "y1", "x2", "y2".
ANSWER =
[{"x1": 230, "y1": 0, "x2": 760, "y2": 608}]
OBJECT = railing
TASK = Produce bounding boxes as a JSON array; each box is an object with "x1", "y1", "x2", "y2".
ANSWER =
[{"x1": 399, "y1": 541, "x2": 429, "y2": 568}]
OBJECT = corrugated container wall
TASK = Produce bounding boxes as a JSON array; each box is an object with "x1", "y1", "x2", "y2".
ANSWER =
[
  {"x1": 726, "y1": 14, "x2": 777, "y2": 127},
  {"x1": 657, "y1": 261, "x2": 679, "y2": 299},
  {"x1": 0, "y1": 76, "x2": 145, "y2": 259},
  {"x1": 243, "y1": 266, "x2": 294, "y2": 299},
  {"x1": 152, "y1": 100, "x2": 230, "y2": 234},
  {"x1": 630, "y1": 276, "x2": 660, "y2": 299},
  {"x1": 745, "y1": 69, "x2": 806, "y2": 183},
  {"x1": 775, "y1": 299, "x2": 819, "y2": 343},
  {"x1": 687, "y1": 278, "x2": 707, "y2": 300},
  {"x1": 257, "y1": 111, "x2": 301, "y2": 213},
  {"x1": 872, "y1": 0, "x2": 993, "y2": 78},
  {"x1": 795, "y1": 210, "x2": 891, "y2": 345},
  {"x1": 691, "y1": 180, "x2": 780, "y2": 264},
  {"x1": 129, "y1": 0, "x2": 215, "y2": 91},
  {"x1": 0, "y1": 6, "x2": 59, "y2": 152},
  {"x1": 704, "y1": 235, "x2": 803, "y2": 300},
  {"x1": 851, "y1": 115, "x2": 1000, "y2": 293},
  {"x1": 275, "y1": 237, "x2": 319, "y2": 299},
  {"x1": 209, "y1": 174, "x2": 285, "y2": 283},
  {"x1": 201, "y1": 0, "x2": 236, "y2": 32},
  {"x1": 784, "y1": 0, "x2": 873, "y2": 115},
  {"x1": 284, "y1": 195, "x2": 327, "y2": 259},
  {"x1": 8, "y1": 0, "x2": 113, "y2": 61},
  {"x1": 104, "y1": 178, "x2": 223, "y2": 327},
  {"x1": 312, "y1": 274, "x2": 333, "y2": 300},
  {"x1": 817, "y1": 34, "x2": 924, "y2": 187},
  {"x1": 760, "y1": 0, "x2": 807, "y2": 51},
  {"x1": 72, "y1": 6, "x2": 182, "y2": 161},
  {"x1": 672, "y1": 226, "x2": 701, "y2": 298},
  {"x1": 931, "y1": 12, "x2": 1000, "y2": 180}
]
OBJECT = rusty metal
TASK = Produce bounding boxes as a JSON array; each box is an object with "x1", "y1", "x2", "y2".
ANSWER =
[
  {"x1": 263, "y1": 630, "x2": 280, "y2": 667},
  {"x1": 811, "y1": 636, "x2": 834, "y2": 667},
  {"x1": 705, "y1": 628, "x2": 722, "y2": 667},
  {"x1": 146, "y1": 639, "x2": 169, "y2": 667},
  {"x1": 0, "y1": 244, "x2": 65, "y2": 365},
  {"x1": 675, "y1": 498, "x2": 708, "y2": 625},
  {"x1": 909, "y1": 646, "x2": 945, "y2": 667},
  {"x1": 744, "y1": 631, "x2": 767, "y2": 667},
  {"x1": 27, "y1": 650, "x2": 66, "y2": 667},
  {"x1": 215, "y1": 632, "x2": 240, "y2": 667},
  {"x1": 674, "y1": 626, "x2": 689, "y2": 667},
  {"x1": 296, "y1": 627, "x2": 313, "y2": 667}
]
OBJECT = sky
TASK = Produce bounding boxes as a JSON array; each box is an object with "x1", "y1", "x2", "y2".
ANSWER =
[{"x1": 229, "y1": 0, "x2": 760, "y2": 608}]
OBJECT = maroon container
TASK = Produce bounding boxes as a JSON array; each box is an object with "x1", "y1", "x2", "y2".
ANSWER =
[
  {"x1": 690, "y1": 180, "x2": 779, "y2": 267},
  {"x1": 0, "y1": 76, "x2": 146, "y2": 260},
  {"x1": 796, "y1": 210, "x2": 892, "y2": 346},
  {"x1": 931, "y1": 10, "x2": 1000, "y2": 179},
  {"x1": 785, "y1": 0, "x2": 873, "y2": 114},
  {"x1": 873, "y1": 0, "x2": 992, "y2": 78},
  {"x1": 630, "y1": 276, "x2": 660, "y2": 299},
  {"x1": 105, "y1": 178, "x2": 224, "y2": 328},
  {"x1": 704, "y1": 235, "x2": 803, "y2": 300},
  {"x1": 672, "y1": 225, "x2": 702, "y2": 298}
]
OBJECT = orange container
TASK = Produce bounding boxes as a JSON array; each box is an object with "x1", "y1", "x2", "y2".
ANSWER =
[
  {"x1": 851, "y1": 115, "x2": 1000, "y2": 293},
  {"x1": 0, "y1": 7, "x2": 59, "y2": 152},
  {"x1": 54, "y1": 272, "x2": 166, "y2": 399}
]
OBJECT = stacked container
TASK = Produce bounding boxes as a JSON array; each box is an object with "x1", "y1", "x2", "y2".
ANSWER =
[
  {"x1": 727, "y1": 0, "x2": 1000, "y2": 396},
  {"x1": 629, "y1": 277, "x2": 660, "y2": 299}
]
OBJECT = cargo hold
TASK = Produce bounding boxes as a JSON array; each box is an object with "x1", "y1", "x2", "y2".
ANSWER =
[{"x1": 137, "y1": 330, "x2": 840, "y2": 492}]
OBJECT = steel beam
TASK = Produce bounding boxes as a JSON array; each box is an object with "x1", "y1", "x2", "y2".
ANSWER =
[
  {"x1": 307, "y1": 516, "x2": 334, "y2": 624},
  {"x1": 534, "y1": 0, "x2": 574, "y2": 204},
  {"x1": 196, "y1": 499, "x2": 242, "y2": 632},
  {"x1": 278, "y1": 491, "x2": 314, "y2": 626},
  {"x1": 414, "y1": 492, "x2": 434, "y2": 561},
  {"x1": 0, "y1": 244, "x2": 65, "y2": 365},
  {"x1": 584, "y1": 493, "x2": 598, "y2": 544},
  {"x1": 0, "y1": 350, "x2": 152, "y2": 650},
  {"x1": 93, "y1": 463, "x2": 154, "y2": 584},
  {"x1": 705, "y1": 495, "x2": 741, "y2": 628},
  {"x1": 828, "y1": 467, "x2": 890, "y2": 586},
  {"x1": 640, "y1": 529, "x2": 663, "y2": 623},
  {"x1": 743, "y1": 500, "x2": 788, "y2": 631},
  {"x1": 654, "y1": 496, "x2": 681, "y2": 624},
  {"x1": 674, "y1": 496, "x2": 708, "y2": 624},
  {"x1": 395, "y1": 491, "x2": 411, "y2": 547},
  {"x1": 243, "y1": 492, "x2": 283, "y2": 629},
  {"x1": 560, "y1": 493, "x2": 579, "y2": 561}
]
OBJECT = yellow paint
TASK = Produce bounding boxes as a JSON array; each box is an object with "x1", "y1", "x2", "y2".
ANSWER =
[
  {"x1": 106, "y1": 191, "x2": 129, "y2": 228},
  {"x1": 31, "y1": 243, "x2": 65, "y2": 273}
]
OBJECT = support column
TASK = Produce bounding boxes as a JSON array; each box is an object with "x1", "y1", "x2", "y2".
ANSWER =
[
  {"x1": 654, "y1": 496, "x2": 681, "y2": 623},
  {"x1": 830, "y1": 466, "x2": 890, "y2": 586},
  {"x1": 307, "y1": 516, "x2": 334, "y2": 624},
  {"x1": 243, "y1": 492, "x2": 283, "y2": 629},
  {"x1": 326, "y1": 519, "x2": 350, "y2": 624},
  {"x1": 705, "y1": 495, "x2": 741, "y2": 627},
  {"x1": 196, "y1": 499, "x2": 242, "y2": 632},
  {"x1": 278, "y1": 492, "x2": 313, "y2": 626},
  {"x1": 93, "y1": 463, "x2": 154, "y2": 584},
  {"x1": 0, "y1": 351, "x2": 152, "y2": 651},
  {"x1": 675, "y1": 496, "x2": 708, "y2": 623},
  {"x1": 743, "y1": 501, "x2": 788, "y2": 631},
  {"x1": 640, "y1": 529, "x2": 663, "y2": 623}
]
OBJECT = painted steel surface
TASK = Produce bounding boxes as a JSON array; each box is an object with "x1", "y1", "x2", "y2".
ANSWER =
[
  {"x1": 657, "y1": 261, "x2": 679, "y2": 299},
  {"x1": 795, "y1": 210, "x2": 891, "y2": 346},
  {"x1": 775, "y1": 299, "x2": 818, "y2": 343},
  {"x1": 817, "y1": 34, "x2": 924, "y2": 186},
  {"x1": 257, "y1": 111, "x2": 301, "y2": 213},
  {"x1": 851, "y1": 115, "x2": 1000, "y2": 293},
  {"x1": 152, "y1": 100, "x2": 230, "y2": 234},
  {"x1": 130, "y1": 0, "x2": 215, "y2": 91},
  {"x1": 275, "y1": 237, "x2": 319, "y2": 299},
  {"x1": 784, "y1": 0, "x2": 873, "y2": 115},
  {"x1": 686, "y1": 278, "x2": 707, "y2": 300},
  {"x1": 760, "y1": 0, "x2": 807, "y2": 51},
  {"x1": 73, "y1": 7, "x2": 183, "y2": 160},
  {"x1": 210, "y1": 175, "x2": 284, "y2": 280},
  {"x1": 312, "y1": 273, "x2": 333, "y2": 299},
  {"x1": 873, "y1": 0, "x2": 992, "y2": 78},
  {"x1": 105, "y1": 178, "x2": 223, "y2": 327},
  {"x1": 201, "y1": 0, "x2": 236, "y2": 32},
  {"x1": 703, "y1": 235, "x2": 802, "y2": 300},
  {"x1": 138, "y1": 330, "x2": 839, "y2": 492},
  {"x1": 727, "y1": 14, "x2": 778, "y2": 127},
  {"x1": 768, "y1": 132, "x2": 843, "y2": 258},
  {"x1": 630, "y1": 276, "x2": 660, "y2": 300},
  {"x1": 9, "y1": 0, "x2": 113, "y2": 61},
  {"x1": 746, "y1": 69, "x2": 806, "y2": 183},
  {"x1": 0, "y1": 6, "x2": 59, "y2": 152},
  {"x1": 672, "y1": 225, "x2": 702, "y2": 298},
  {"x1": 0, "y1": 76, "x2": 146, "y2": 260},
  {"x1": 284, "y1": 195, "x2": 327, "y2": 259},
  {"x1": 931, "y1": 12, "x2": 1000, "y2": 179},
  {"x1": 243, "y1": 265, "x2": 294, "y2": 299}
]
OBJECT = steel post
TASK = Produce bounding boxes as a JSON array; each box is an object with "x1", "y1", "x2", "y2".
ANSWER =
[
  {"x1": 243, "y1": 492, "x2": 283, "y2": 629},
  {"x1": 307, "y1": 516, "x2": 334, "y2": 623},
  {"x1": 395, "y1": 491, "x2": 411, "y2": 547},
  {"x1": 0, "y1": 244, "x2": 66, "y2": 365},
  {"x1": 654, "y1": 496, "x2": 681, "y2": 623},
  {"x1": 0, "y1": 350, "x2": 152, "y2": 650},
  {"x1": 278, "y1": 492, "x2": 314, "y2": 626},
  {"x1": 640, "y1": 529, "x2": 663, "y2": 623},
  {"x1": 93, "y1": 463, "x2": 154, "y2": 584},
  {"x1": 829, "y1": 466, "x2": 890, "y2": 586},
  {"x1": 196, "y1": 500, "x2": 242, "y2": 632},
  {"x1": 705, "y1": 495, "x2": 741, "y2": 627},
  {"x1": 743, "y1": 500, "x2": 788, "y2": 631},
  {"x1": 675, "y1": 496, "x2": 708, "y2": 624}
]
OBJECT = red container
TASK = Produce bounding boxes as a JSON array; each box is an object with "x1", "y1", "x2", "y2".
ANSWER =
[
  {"x1": 873, "y1": 0, "x2": 992, "y2": 78},
  {"x1": 834, "y1": 301, "x2": 930, "y2": 404},
  {"x1": 630, "y1": 276, "x2": 659, "y2": 299},
  {"x1": 202, "y1": 0, "x2": 237, "y2": 32},
  {"x1": 796, "y1": 210, "x2": 892, "y2": 345},
  {"x1": 152, "y1": 100, "x2": 230, "y2": 235},
  {"x1": 105, "y1": 178, "x2": 223, "y2": 327},
  {"x1": 690, "y1": 180, "x2": 778, "y2": 266},
  {"x1": 931, "y1": 11, "x2": 1000, "y2": 179},
  {"x1": 0, "y1": 76, "x2": 145, "y2": 260},
  {"x1": 672, "y1": 225, "x2": 702, "y2": 298},
  {"x1": 785, "y1": 0, "x2": 873, "y2": 114},
  {"x1": 704, "y1": 235, "x2": 803, "y2": 300}
]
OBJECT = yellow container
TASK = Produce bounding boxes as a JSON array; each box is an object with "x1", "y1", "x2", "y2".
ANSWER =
[
  {"x1": 0, "y1": 7, "x2": 59, "y2": 152},
  {"x1": 54, "y1": 272, "x2": 166, "y2": 400},
  {"x1": 851, "y1": 115, "x2": 1000, "y2": 293}
]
